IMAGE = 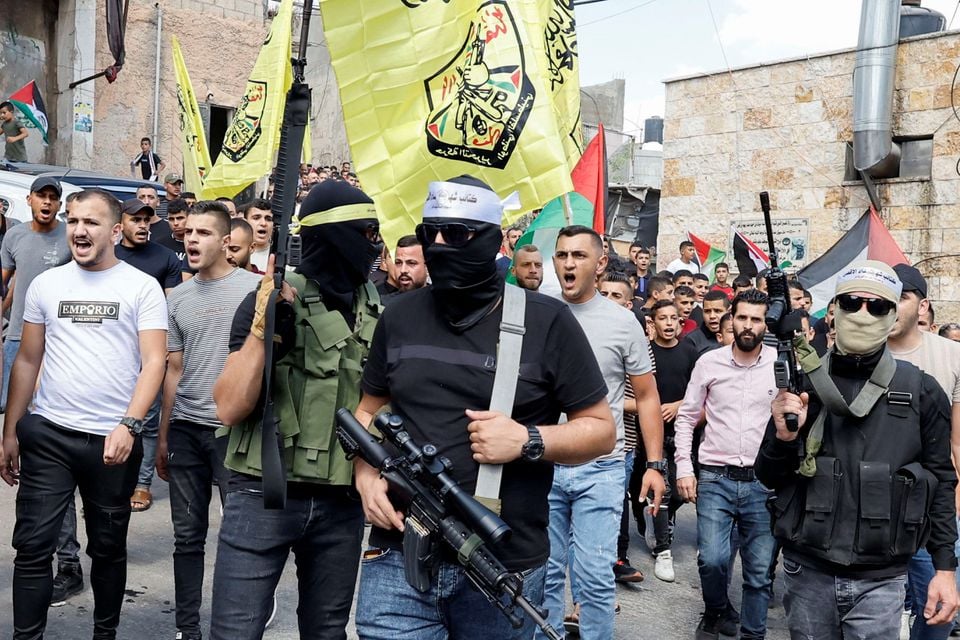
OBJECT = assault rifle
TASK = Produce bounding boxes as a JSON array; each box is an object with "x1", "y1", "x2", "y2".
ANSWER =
[
  {"x1": 259, "y1": 2, "x2": 311, "y2": 508},
  {"x1": 335, "y1": 409, "x2": 563, "y2": 640},
  {"x1": 759, "y1": 191, "x2": 804, "y2": 431}
]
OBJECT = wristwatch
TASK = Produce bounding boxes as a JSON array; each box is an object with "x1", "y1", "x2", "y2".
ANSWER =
[
  {"x1": 520, "y1": 424, "x2": 545, "y2": 462},
  {"x1": 120, "y1": 417, "x2": 144, "y2": 436},
  {"x1": 645, "y1": 459, "x2": 668, "y2": 474}
]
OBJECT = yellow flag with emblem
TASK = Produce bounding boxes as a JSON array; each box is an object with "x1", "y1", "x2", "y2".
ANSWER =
[
  {"x1": 201, "y1": 0, "x2": 293, "y2": 199},
  {"x1": 520, "y1": 0, "x2": 583, "y2": 167},
  {"x1": 321, "y1": 0, "x2": 577, "y2": 250},
  {"x1": 171, "y1": 36, "x2": 213, "y2": 195}
]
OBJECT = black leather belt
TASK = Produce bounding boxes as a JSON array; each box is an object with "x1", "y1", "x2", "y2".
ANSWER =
[{"x1": 701, "y1": 464, "x2": 755, "y2": 482}]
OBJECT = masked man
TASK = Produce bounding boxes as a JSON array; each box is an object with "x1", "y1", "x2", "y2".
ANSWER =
[
  {"x1": 211, "y1": 181, "x2": 383, "y2": 640},
  {"x1": 352, "y1": 175, "x2": 616, "y2": 638},
  {"x1": 756, "y1": 261, "x2": 958, "y2": 640}
]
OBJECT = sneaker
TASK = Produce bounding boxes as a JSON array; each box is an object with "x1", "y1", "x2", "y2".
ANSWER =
[
  {"x1": 718, "y1": 604, "x2": 739, "y2": 637},
  {"x1": 695, "y1": 611, "x2": 722, "y2": 640},
  {"x1": 654, "y1": 550, "x2": 675, "y2": 582},
  {"x1": 50, "y1": 566, "x2": 84, "y2": 607},
  {"x1": 175, "y1": 633, "x2": 201, "y2": 640},
  {"x1": 613, "y1": 559, "x2": 644, "y2": 583}
]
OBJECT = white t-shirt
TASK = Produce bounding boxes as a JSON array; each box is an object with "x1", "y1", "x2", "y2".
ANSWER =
[
  {"x1": 666, "y1": 258, "x2": 700, "y2": 275},
  {"x1": 23, "y1": 261, "x2": 168, "y2": 436},
  {"x1": 250, "y1": 246, "x2": 270, "y2": 272}
]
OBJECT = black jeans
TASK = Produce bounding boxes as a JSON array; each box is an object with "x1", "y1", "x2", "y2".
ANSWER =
[
  {"x1": 12, "y1": 413, "x2": 142, "y2": 640},
  {"x1": 167, "y1": 421, "x2": 230, "y2": 637},
  {"x1": 210, "y1": 486, "x2": 364, "y2": 640}
]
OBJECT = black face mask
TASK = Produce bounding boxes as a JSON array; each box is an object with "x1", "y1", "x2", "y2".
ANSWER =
[
  {"x1": 422, "y1": 219, "x2": 503, "y2": 332},
  {"x1": 297, "y1": 219, "x2": 381, "y2": 324}
]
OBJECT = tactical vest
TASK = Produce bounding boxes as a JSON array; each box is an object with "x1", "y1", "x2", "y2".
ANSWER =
[
  {"x1": 224, "y1": 274, "x2": 381, "y2": 486},
  {"x1": 770, "y1": 360, "x2": 937, "y2": 567}
]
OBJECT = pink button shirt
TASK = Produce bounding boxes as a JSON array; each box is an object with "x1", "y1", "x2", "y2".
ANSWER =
[{"x1": 674, "y1": 344, "x2": 777, "y2": 479}]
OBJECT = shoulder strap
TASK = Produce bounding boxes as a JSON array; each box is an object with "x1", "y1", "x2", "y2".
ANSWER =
[{"x1": 474, "y1": 284, "x2": 527, "y2": 514}]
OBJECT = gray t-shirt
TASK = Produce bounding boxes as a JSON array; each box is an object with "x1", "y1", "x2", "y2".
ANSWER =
[
  {"x1": 564, "y1": 293, "x2": 653, "y2": 460},
  {"x1": 167, "y1": 267, "x2": 261, "y2": 426},
  {"x1": 1, "y1": 222, "x2": 72, "y2": 340}
]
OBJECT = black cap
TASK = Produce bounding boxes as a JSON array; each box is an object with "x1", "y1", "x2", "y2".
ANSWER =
[
  {"x1": 30, "y1": 176, "x2": 62, "y2": 197},
  {"x1": 121, "y1": 198, "x2": 153, "y2": 217},
  {"x1": 893, "y1": 263, "x2": 927, "y2": 298}
]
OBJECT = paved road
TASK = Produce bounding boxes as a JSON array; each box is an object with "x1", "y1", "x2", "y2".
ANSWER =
[{"x1": 0, "y1": 480, "x2": 791, "y2": 639}]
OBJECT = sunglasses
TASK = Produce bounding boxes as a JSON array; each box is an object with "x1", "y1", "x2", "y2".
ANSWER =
[
  {"x1": 363, "y1": 222, "x2": 381, "y2": 243},
  {"x1": 415, "y1": 222, "x2": 476, "y2": 248},
  {"x1": 836, "y1": 293, "x2": 896, "y2": 317}
]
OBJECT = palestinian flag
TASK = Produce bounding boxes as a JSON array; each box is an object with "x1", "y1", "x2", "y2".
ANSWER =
[
  {"x1": 571, "y1": 123, "x2": 607, "y2": 235},
  {"x1": 9, "y1": 81, "x2": 48, "y2": 144},
  {"x1": 797, "y1": 208, "x2": 907, "y2": 317},
  {"x1": 732, "y1": 225, "x2": 770, "y2": 278},
  {"x1": 505, "y1": 192, "x2": 593, "y2": 298},
  {"x1": 687, "y1": 231, "x2": 726, "y2": 281}
]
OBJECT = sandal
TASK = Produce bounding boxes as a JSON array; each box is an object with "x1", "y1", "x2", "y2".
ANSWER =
[{"x1": 130, "y1": 488, "x2": 152, "y2": 512}]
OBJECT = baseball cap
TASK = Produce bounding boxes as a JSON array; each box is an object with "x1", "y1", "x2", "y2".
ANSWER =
[
  {"x1": 30, "y1": 176, "x2": 62, "y2": 197},
  {"x1": 893, "y1": 263, "x2": 927, "y2": 298},
  {"x1": 121, "y1": 198, "x2": 153, "y2": 216},
  {"x1": 164, "y1": 173, "x2": 184, "y2": 184},
  {"x1": 835, "y1": 260, "x2": 902, "y2": 303}
]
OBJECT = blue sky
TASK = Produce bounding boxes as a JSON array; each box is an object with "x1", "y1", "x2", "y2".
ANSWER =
[{"x1": 575, "y1": 0, "x2": 959, "y2": 136}]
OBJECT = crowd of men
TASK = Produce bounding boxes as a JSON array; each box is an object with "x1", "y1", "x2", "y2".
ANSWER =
[{"x1": 0, "y1": 167, "x2": 959, "y2": 640}]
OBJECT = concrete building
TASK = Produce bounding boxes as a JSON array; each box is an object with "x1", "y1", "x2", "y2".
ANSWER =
[
  {"x1": 659, "y1": 28, "x2": 960, "y2": 320},
  {"x1": 0, "y1": 0, "x2": 349, "y2": 183}
]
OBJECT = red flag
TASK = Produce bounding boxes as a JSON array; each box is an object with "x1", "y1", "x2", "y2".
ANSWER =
[{"x1": 571, "y1": 124, "x2": 607, "y2": 234}]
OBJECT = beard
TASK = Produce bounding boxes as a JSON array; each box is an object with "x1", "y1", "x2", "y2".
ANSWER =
[{"x1": 734, "y1": 325, "x2": 765, "y2": 351}]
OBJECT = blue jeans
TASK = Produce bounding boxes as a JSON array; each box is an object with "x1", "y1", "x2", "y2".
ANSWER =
[
  {"x1": 135, "y1": 395, "x2": 161, "y2": 489},
  {"x1": 783, "y1": 555, "x2": 906, "y2": 640},
  {"x1": 355, "y1": 548, "x2": 546, "y2": 639},
  {"x1": 2, "y1": 337, "x2": 21, "y2": 411},
  {"x1": 538, "y1": 458, "x2": 624, "y2": 640},
  {"x1": 908, "y1": 548, "x2": 955, "y2": 640},
  {"x1": 209, "y1": 486, "x2": 363, "y2": 640},
  {"x1": 695, "y1": 469, "x2": 775, "y2": 639}
]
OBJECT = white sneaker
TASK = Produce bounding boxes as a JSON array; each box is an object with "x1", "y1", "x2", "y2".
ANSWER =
[{"x1": 654, "y1": 550, "x2": 675, "y2": 582}]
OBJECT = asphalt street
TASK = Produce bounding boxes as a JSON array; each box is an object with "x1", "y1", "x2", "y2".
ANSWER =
[{"x1": 0, "y1": 479, "x2": 792, "y2": 639}]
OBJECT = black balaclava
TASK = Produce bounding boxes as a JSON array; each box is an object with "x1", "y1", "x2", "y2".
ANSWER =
[
  {"x1": 421, "y1": 175, "x2": 505, "y2": 332},
  {"x1": 296, "y1": 181, "x2": 381, "y2": 323}
]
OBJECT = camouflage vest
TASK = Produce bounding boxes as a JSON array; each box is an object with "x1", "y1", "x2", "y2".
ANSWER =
[{"x1": 224, "y1": 273, "x2": 381, "y2": 485}]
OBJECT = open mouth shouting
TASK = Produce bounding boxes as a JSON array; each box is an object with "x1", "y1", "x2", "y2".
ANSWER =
[{"x1": 72, "y1": 236, "x2": 93, "y2": 259}]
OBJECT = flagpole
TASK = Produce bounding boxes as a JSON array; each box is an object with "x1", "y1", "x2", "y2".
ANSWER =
[{"x1": 562, "y1": 192, "x2": 573, "y2": 226}]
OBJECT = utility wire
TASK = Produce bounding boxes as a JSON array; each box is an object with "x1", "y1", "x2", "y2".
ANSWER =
[{"x1": 577, "y1": 0, "x2": 660, "y2": 27}]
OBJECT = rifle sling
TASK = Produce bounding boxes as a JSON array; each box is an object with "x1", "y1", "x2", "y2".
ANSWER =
[{"x1": 474, "y1": 284, "x2": 526, "y2": 514}]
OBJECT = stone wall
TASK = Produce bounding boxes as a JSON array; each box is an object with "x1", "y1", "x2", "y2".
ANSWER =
[{"x1": 660, "y1": 30, "x2": 960, "y2": 321}]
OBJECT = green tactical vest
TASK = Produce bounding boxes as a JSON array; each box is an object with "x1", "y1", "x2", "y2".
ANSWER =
[{"x1": 224, "y1": 273, "x2": 381, "y2": 485}]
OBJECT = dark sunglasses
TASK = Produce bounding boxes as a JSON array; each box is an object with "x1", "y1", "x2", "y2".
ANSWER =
[
  {"x1": 836, "y1": 293, "x2": 896, "y2": 317},
  {"x1": 415, "y1": 222, "x2": 476, "y2": 248},
  {"x1": 363, "y1": 222, "x2": 381, "y2": 243}
]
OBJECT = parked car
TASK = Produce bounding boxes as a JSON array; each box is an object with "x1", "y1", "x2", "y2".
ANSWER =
[
  {"x1": 0, "y1": 171, "x2": 82, "y2": 224},
  {"x1": 37, "y1": 171, "x2": 166, "y2": 202}
]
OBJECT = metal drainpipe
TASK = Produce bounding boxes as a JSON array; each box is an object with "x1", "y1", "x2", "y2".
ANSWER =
[{"x1": 152, "y1": 3, "x2": 162, "y2": 147}]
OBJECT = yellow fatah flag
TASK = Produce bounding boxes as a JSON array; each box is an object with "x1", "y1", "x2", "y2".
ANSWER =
[
  {"x1": 201, "y1": 0, "x2": 293, "y2": 199},
  {"x1": 520, "y1": 0, "x2": 583, "y2": 167},
  {"x1": 171, "y1": 37, "x2": 213, "y2": 195},
  {"x1": 321, "y1": 0, "x2": 575, "y2": 250}
]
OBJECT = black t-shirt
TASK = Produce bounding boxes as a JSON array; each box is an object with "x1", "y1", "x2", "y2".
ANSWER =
[
  {"x1": 115, "y1": 241, "x2": 183, "y2": 290},
  {"x1": 152, "y1": 226, "x2": 194, "y2": 274},
  {"x1": 650, "y1": 339, "x2": 698, "y2": 438},
  {"x1": 361, "y1": 286, "x2": 607, "y2": 570},
  {"x1": 136, "y1": 152, "x2": 162, "y2": 180}
]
